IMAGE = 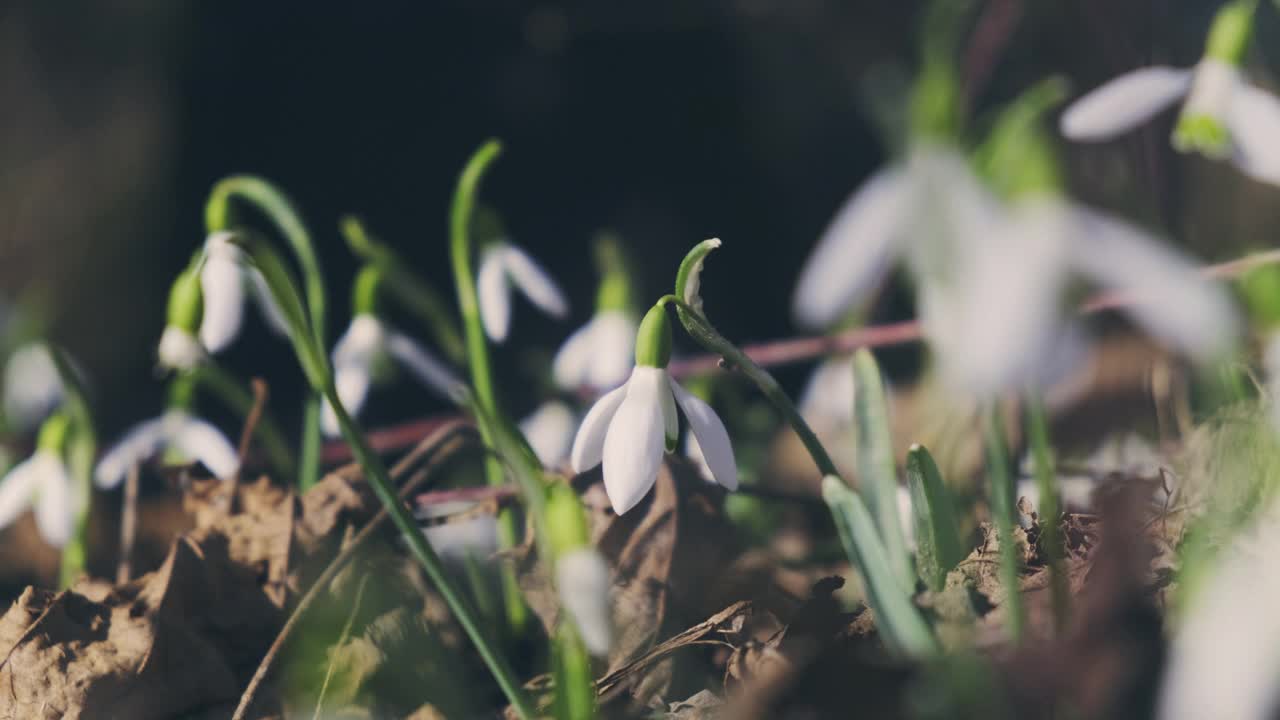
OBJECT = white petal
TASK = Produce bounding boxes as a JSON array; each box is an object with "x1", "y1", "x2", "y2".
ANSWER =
[
  {"x1": 669, "y1": 378, "x2": 738, "y2": 491},
  {"x1": 569, "y1": 381, "x2": 629, "y2": 473},
  {"x1": 3, "y1": 343, "x2": 63, "y2": 431},
  {"x1": 799, "y1": 356, "x2": 855, "y2": 425},
  {"x1": 477, "y1": 247, "x2": 512, "y2": 342},
  {"x1": 1181, "y1": 59, "x2": 1239, "y2": 127},
  {"x1": 683, "y1": 432, "x2": 714, "y2": 484},
  {"x1": 519, "y1": 401, "x2": 577, "y2": 468},
  {"x1": 323, "y1": 364, "x2": 373, "y2": 436},
  {"x1": 95, "y1": 417, "x2": 168, "y2": 489},
  {"x1": 903, "y1": 144, "x2": 1005, "y2": 276},
  {"x1": 1059, "y1": 66, "x2": 1191, "y2": 140},
  {"x1": 792, "y1": 167, "x2": 908, "y2": 329},
  {"x1": 171, "y1": 415, "x2": 240, "y2": 479},
  {"x1": 248, "y1": 267, "x2": 291, "y2": 337},
  {"x1": 1070, "y1": 207, "x2": 1238, "y2": 360},
  {"x1": 420, "y1": 500, "x2": 499, "y2": 564},
  {"x1": 385, "y1": 330, "x2": 465, "y2": 401},
  {"x1": 1229, "y1": 81, "x2": 1280, "y2": 187},
  {"x1": 0, "y1": 455, "x2": 41, "y2": 529},
  {"x1": 199, "y1": 253, "x2": 246, "y2": 353},
  {"x1": 32, "y1": 453, "x2": 73, "y2": 548},
  {"x1": 501, "y1": 245, "x2": 569, "y2": 320},
  {"x1": 556, "y1": 548, "x2": 614, "y2": 656},
  {"x1": 157, "y1": 326, "x2": 206, "y2": 371},
  {"x1": 601, "y1": 367, "x2": 668, "y2": 513},
  {"x1": 1157, "y1": 510, "x2": 1280, "y2": 720},
  {"x1": 587, "y1": 311, "x2": 638, "y2": 391},
  {"x1": 552, "y1": 320, "x2": 598, "y2": 391}
]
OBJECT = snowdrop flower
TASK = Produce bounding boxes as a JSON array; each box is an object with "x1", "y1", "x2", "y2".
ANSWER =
[
  {"x1": 418, "y1": 500, "x2": 499, "y2": 565},
  {"x1": 556, "y1": 548, "x2": 613, "y2": 655},
  {"x1": 95, "y1": 408, "x2": 239, "y2": 487},
  {"x1": 799, "y1": 356, "x2": 856, "y2": 426},
  {"x1": 157, "y1": 267, "x2": 207, "y2": 371},
  {"x1": 477, "y1": 241, "x2": 568, "y2": 343},
  {"x1": 199, "y1": 231, "x2": 290, "y2": 354},
  {"x1": 519, "y1": 401, "x2": 577, "y2": 468},
  {"x1": 1157, "y1": 503, "x2": 1280, "y2": 720},
  {"x1": 1061, "y1": 0, "x2": 1280, "y2": 185},
  {"x1": 570, "y1": 304, "x2": 738, "y2": 515},
  {"x1": 554, "y1": 238, "x2": 638, "y2": 392},
  {"x1": 0, "y1": 413, "x2": 77, "y2": 547},
  {"x1": 2, "y1": 342, "x2": 63, "y2": 433},
  {"x1": 321, "y1": 314, "x2": 463, "y2": 436}
]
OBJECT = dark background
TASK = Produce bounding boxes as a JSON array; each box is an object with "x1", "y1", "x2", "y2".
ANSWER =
[{"x1": 0, "y1": 0, "x2": 1270, "y2": 443}]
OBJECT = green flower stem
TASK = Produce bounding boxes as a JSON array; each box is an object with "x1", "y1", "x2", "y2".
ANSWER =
[
  {"x1": 341, "y1": 216, "x2": 466, "y2": 364},
  {"x1": 235, "y1": 232, "x2": 535, "y2": 720},
  {"x1": 49, "y1": 347, "x2": 95, "y2": 589},
  {"x1": 983, "y1": 407, "x2": 1024, "y2": 643},
  {"x1": 448, "y1": 140, "x2": 529, "y2": 634},
  {"x1": 189, "y1": 363, "x2": 295, "y2": 479},
  {"x1": 205, "y1": 175, "x2": 327, "y2": 491},
  {"x1": 552, "y1": 622, "x2": 595, "y2": 720},
  {"x1": 1025, "y1": 392, "x2": 1068, "y2": 634}
]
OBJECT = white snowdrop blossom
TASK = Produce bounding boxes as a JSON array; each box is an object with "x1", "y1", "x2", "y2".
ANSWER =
[
  {"x1": 95, "y1": 409, "x2": 240, "y2": 488},
  {"x1": 419, "y1": 500, "x2": 500, "y2": 565},
  {"x1": 1059, "y1": 2, "x2": 1280, "y2": 185},
  {"x1": 519, "y1": 401, "x2": 577, "y2": 469},
  {"x1": 199, "y1": 232, "x2": 291, "y2": 354},
  {"x1": 320, "y1": 314, "x2": 463, "y2": 436},
  {"x1": 477, "y1": 242, "x2": 569, "y2": 343},
  {"x1": 2, "y1": 343, "x2": 63, "y2": 432},
  {"x1": 799, "y1": 356, "x2": 856, "y2": 426},
  {"x1": 0, "y1": 449, "x2": 75, "y2": 547},
  {"x1": 570, "y1": 305, "x2": 738, "y2": 515},
  {"x1": 556, "y1": 547, "x2": 614, "y2": 656},
  {"x1": 157, "y1": 326, "x2": 205, "y2": 371},
  {"x1": 552, "y1": 310, "x2": 637, "y2": 392},
  {"x1": 1157, "y1": 505, "x2": 1280, "y2": 720}
]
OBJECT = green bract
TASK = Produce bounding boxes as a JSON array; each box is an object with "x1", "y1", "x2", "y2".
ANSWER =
[
  {"x1": 166, "y1": 268, "x2": 204, "y2": 334},
  {"x1": 635, "y1": 303, "x2": 673, "y2": 368},
  {"x1": 1205, "y1": 0, "x2": 1257, "y2": 64}
]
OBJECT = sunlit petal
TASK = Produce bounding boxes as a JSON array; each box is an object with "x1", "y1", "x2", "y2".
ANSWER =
[
  {"x1": 683, "y1": 433, "x2": 714, "y2": 484},
  {"x1": 519, "y1": 401, "x2": 577, "y2": 469},
  {"x1": 556, "y1": 548, "x2": 614, "y2": 656},
  {"x1": 171, "y1": 415, "x2": 240, "y2": 479},
  {"x1": 32, "y1": 453, "x2": 73, "y2": 548},
  {"x1": 0, "y1": 455, "x2": 41, "y2": 530},
  {"x1": 601, "y1": 367, "x2": 667, "y2": 514},
  {"x1": 199, "y1": 240, "x2": 247, "y2": 353},
  {"x1": 247, "y1": 267, "x2": 291, "y2": 337},
  {"x1": 478, "y1": 247, "x2": 512, "y2": 342},
  {"x1": 1228, "y1": 81, "x2": 1280, "y2": 187},
  {"x1": 669, "y1": 378, "x2": 737, "y2": 491},
  {"x1": 587, "y1": 311, "x2": 638, "y2": 391},
  {"x1": 569, "y1": 381, "x2": 629, "y2": 473},
  {"x1": 157, "y1": 326, "x2": 206, "y2": 371},
  {"x1": 323, "y1": 364, "x2": 373, "y2": 437},
  {"x1": 95, "y1": 417, "x2": 168, "y2": 489},
  {"x1": 502, "y1": 245, "x2": 569, "y2": 320},
  {"x1": 421, "y1": 500, "x2": 499, "y2": 564},
  {"x1": 552, "y1": 319, "x2": 598, "y2": 391},
  {"x1": 792, "y1": 167, "x2": 908, "y2": 329},
  {"x1": 1070, "y1": 207, "x2": 1238, "y2": 360},
  {"x1": 385, "y1": 330, "x2": 464, "y2": 401},
  {"x1": 1059, "y1": 66, "x2": 1192, "y2": 140}
]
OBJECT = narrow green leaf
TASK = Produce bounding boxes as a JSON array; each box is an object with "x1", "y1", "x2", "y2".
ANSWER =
[
  {"x1": 822, "y1": 476, "x2": 938, "y2": 657},
  {"x1": 674, "y1": 237, "x2": 722, "y2": 313},
  {"x1": 853, "y1": 348, "x2": 914, "y2": 593},
  {"x1": 906, "y1": 443, "x2": 965, "y2": 592}
]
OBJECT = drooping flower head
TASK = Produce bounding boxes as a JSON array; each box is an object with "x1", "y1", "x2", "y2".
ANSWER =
[
  {"x1": 1061, "y1": 0, "x2": 1280, "y2": 185},
  {"x1": 199, "y1": 231, "x2": 291, "y2": 354},
  {"x1": 321, "y1": 265, "x2": 464, "y2": 436},
  {"x1": 545, "y1": 482, "x2": 613, "y2": 656},
  {"x1": 157, "y1": 265, "x2": 207, "y2": 371},
  {"x1": 473, "y1": 210, "x2": 569, "y2": 343},
  {"x1": 0, "y1": 412, "x2": 77, "y2": 547},
  {"x1": 2, "y1": 342, "x2": 64, "y2": 433},
  {"x1": 519, "y1": 400, "x2": 578, "y2": 469},
  {"x1": 570, "y1": 303, "x2": 737, "y2": 514},
  {"x1": 553, "y1": 234, "x2": 638, "y2": 393}
]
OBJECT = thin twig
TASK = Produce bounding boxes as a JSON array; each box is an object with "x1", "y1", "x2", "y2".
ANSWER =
[
  {"x1": 234, "y1": 378, "x2": 271, "y2": 484},
  {"x1": 230, "y1": 420, "x2": 478, "y2": 720},
  {"x1": 963, "y1": 0, "x2": 1023, "y2": 104},
  {"x1": 116, "y1": 462, "x2": 140, "y2": 585}
]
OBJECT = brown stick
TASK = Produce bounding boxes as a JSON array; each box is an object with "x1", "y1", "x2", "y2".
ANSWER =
[
  {"x1": 230, "y1": 420, "x2": 478, "y2": 720},
  {"x1": 115, "y1": 462, "x2": 140, "y2": 585}
]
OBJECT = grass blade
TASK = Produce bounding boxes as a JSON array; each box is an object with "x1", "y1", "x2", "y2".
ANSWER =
[{"x1": 906, "y1": 443, "x2": 965, "y2": 592}]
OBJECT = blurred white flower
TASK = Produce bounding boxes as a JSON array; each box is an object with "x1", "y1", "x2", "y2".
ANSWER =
[
  {"x1": 798, "y1": 356, "x2": 856, "y2": 426},
  {"x1": 477, "y1": 242, "x2": 569, "y2": 343},
  {"x1": 552, "y1": 310, "x2": 637, "y2": 392},
  {"x1": 556, "y1": 547, "x2": 614, "y2": 656},
  {"x1": 1157, "y1": 506, "x2": 1280, "y2": 720},
  {"x1": 157, "y1": 326, "x2": 205, "y2": 371},
  {"x1": 321, "y1": 314, "x2": 463, "y2": 436},
  {"x1": 3, "y1": 343, "x2": 63, "y2": 432},
  {"x1": 1060, "y1": 60, "x2": 1280, "y2": 185},
  {"x1": 419, "y1": 500, "x2": 500, "y2": 565},
  {"x1": 519, "y1": 401, "x2": 577, "y2": 469},
  {"x1": 96, "y1": 409, "x2": 239, "y2": 487},
  {"x1": 571, "y1": 366, "x2": 737, "y2": 514},
  {"x1": 0, "y1": 449, "x2": 75, "y2": 547},
  {"x1": 199, "y1": 232, "x2": 290, "y2": 354}
]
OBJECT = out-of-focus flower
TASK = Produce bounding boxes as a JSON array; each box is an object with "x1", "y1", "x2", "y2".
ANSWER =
[
  {"x1": 418, "y1": 500, "x2": 500, "y2": 565},
  {"x1": 95, "y1": 409, "x2": 239, "y2": 487},
  {"x1": 321, "y1": 314, "x2": 463, "y2": 437},
  {"x1": 157, "y1": 266, "x2": 207, "y2": 371},
  {"x1": 556, "y1": 548, "x2": 613, "y2": 656},
  {"x1": 477, "y1": 242, "x2": 568, "y2": 343},
  {"x1": 1060, "y1": 0, "x2": 1280, "y2": 185},
  {"x1": 799, "y1": 356, "x2": 856, "y2": 426},
  {"x1": 570, "y1": 305, "x2": 737, "y2": 514},
  {"x1": 553, "y1": 311, "x2": 637, "y2": 393},
  {"x1": 0, "y1": 413, "x2": 77, "y2": 546},
  {"x1": 199, "y1": 231, "x2": 290, "y2": 354},
  {"x1": 3, "y1": 342, "x2": 63, "y2": 432},
  {"x1": 519, "y1": 401, "x2": 577, "y2": 469}
]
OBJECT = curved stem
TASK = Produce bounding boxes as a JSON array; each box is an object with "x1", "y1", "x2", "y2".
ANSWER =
[
  {"x1": 447, "y1": 140, "x2": 529, "y2": 632},
  {"x1": 206, "y1": 176, "x2": 327, "y2": 489}
]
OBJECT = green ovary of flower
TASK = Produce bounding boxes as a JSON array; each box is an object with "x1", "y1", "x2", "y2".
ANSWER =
[
  {"x1": 634, "y1": 304, "x2": 672, "y2": 368},
  {"x1": 1173, "y1": 113, "x2": 1231, "y2": 158}
]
